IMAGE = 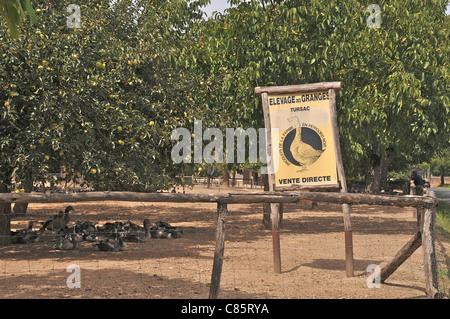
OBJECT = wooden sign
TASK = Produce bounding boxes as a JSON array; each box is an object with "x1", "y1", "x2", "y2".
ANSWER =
[
  {"x1": 255, "y1": 82, "x2": 343, "y2": 191},
  {"x1": 255, "y1": 82, "x2": 355, "y2": 277},
  {"x1": 267, "y1": 90, "x2": 339, "y2": 190}
]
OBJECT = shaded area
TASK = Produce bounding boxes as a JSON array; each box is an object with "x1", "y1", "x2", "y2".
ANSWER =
[
  {"x1": 0, "y1": 267, "x2": 269, "y2": 299},
  {"x1": 300, "y1": 258, "x2": 383, "y2": 273}
]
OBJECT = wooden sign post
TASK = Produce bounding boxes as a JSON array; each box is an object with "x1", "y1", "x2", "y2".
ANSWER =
[{"x1": 255, "y1": 82, "x2": 354, "y2": 277}]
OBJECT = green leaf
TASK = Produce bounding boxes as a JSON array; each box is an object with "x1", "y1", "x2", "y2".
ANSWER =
[{"x1": 20, "y1": 0, "x2": 37, "y2": 25}]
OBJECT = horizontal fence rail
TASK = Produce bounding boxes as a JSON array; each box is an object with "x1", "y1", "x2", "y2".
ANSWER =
[{"x1": 0, "y1": 191, "x2": 438, "y2": 208}]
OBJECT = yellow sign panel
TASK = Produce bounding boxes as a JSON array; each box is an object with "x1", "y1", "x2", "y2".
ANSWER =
[{"x1": 268, "y1": 91, "x2": 338, "y2": 188}]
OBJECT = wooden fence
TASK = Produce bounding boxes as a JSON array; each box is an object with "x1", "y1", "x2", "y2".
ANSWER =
[{"x1": 0, "y1": 190, "x2": 440, "y2": 299}]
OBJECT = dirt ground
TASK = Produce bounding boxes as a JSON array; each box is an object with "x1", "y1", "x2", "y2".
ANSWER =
[{"x1": 0, "y1": 184, "x2": 448, "y2": 299}]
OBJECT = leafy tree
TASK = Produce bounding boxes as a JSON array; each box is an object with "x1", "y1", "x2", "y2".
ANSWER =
[
  {"x1": 178, "y1": 0, "x2": 449, "y2": 194},
  {"x1": 0, "y1": 0, "x2": 209, "y2": 244},
  {"x1": 430, "y1": 151, "x2": 450, "y2": 186},
  {"x1": 336, "y1": 1, "x2": 449, "y2": 193}
]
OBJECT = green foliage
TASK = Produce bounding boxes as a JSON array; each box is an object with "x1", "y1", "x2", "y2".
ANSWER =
[
  {"x1": 176, "y1": 0, "x2": 449, "y2": 182},
  {"x1": 430, "y1": 154, "x2": 450, "y2": 170},
  {"x1": 0, "y1": 0, "x2": 36, "y2": 38},
  {"x1": 436, "y1": 199, "x2": 450, "y2": 298},
  {"x1": 0, "y1": 0, "x2": 448, "y2": 193},
  {"x1": 0, "y1": 0, "x2": 208, "y2": 191},
  {"x1": 437, "y1": 200, "x2": 450, "y2": 239},
  {"x1": 430, "y1": 153, "x2": 450, "y2": 182}
]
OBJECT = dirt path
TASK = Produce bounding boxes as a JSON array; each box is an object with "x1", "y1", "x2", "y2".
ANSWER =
[{"x1": 0, "y1": 185, "x2": 448, "y2": 299}]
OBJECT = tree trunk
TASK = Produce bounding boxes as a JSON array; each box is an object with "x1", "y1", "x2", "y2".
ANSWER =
[
  {"x1": 231, "y1": 171, "x2": 236, "y2": 187},
  {"x1": 365, "y1": 163, "x2": 381, "y2": 194},
  {"x1": 440, "y1": 166, "x2": 445, "y2": 186},
  {"x1": 379, "y1": 155, "x2": 392, "y2": 192},
  {"x1": 222, "y1": 165, "x2": 229, "y2": 187},
  {"x1": 364, "y1": 151, "x2": 395, "y2": 194},
  {"x1": 0, "y1": 182, "x2": 11, "y2": 246},
  {"x1": 13, "y1": 177, "x2": 33, "y2": 216}
]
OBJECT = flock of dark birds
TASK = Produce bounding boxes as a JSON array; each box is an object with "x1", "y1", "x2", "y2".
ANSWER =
[{"x1": 10, "y1": 206, "x2": 183, "y2": 252}]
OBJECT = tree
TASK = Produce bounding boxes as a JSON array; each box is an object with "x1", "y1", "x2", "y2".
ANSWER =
[
  {"x1": 0, "y1": 0, "x2": 209, "y2": 244},
  {"x1": 430, "y1": 152, "x2": 450, "y2": 186},
  {"x1": 335, "y1": 1, "x2": 449, "y2": 193},
  {"x1": 177, "y1": 0, "x2": 449, "y2": 194}
]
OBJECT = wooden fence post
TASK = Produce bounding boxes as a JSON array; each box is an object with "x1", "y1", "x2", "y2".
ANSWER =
[
  {"x1": 209, "y1": 202, "x2": 228, "y2": 299},
  {"x1": 422, "y1": 190, "x2": 440, "y2": 299},
  {"x1": 271, "y1": 203, "x2": 282, "y2": 274},
  {"x1": 261, "y1": 91, "x2": 282, "y2": 274},
  {"x1": 329, "y1": 88, "x2": 354, "y2": 277}
]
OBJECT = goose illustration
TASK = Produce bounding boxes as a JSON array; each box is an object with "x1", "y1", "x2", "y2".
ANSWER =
[{"x1": 286, "y1": 116, "x2": 324, "y2": 172}]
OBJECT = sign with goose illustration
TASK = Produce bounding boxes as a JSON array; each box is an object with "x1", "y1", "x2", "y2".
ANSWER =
[
  {"x1": 259, "y1": 87, "x2": 340, "y2": 189},
  {"x1": 256, "y1": 82, "x2": 354, "y2": 277}
]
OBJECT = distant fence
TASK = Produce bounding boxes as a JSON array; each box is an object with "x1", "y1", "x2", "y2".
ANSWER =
[
  {"x1": 191, "y1": 176, "x2": 264, "y2": 188},
  {"x1": 0, "y1": 190, "x2": 440, "y2": 299}
]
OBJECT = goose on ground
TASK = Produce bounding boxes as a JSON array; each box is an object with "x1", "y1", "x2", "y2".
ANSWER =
[
  {"x1": 150, "y1": 220, "x2": 183, "y2": 239},
  {"x1": 23, "y1": 221, "x2": 41, "y2": 243},
  {"x1": 39, "y1": 206, "x2": 74, "y2": 233},
  {"x1": 75, "y1": 221, "x2": 97, "y2": 234},
  {"x1": 59, "y1": 224, "x2": 82, "y2": 241},
  {"x1": 54, "y1": 234, "x2": 78, "y2": 250},
  {"x1": 93, "y1": 238, "x2": 115, "y2": 251},
  {"x1": 124, "y1": 219, "x2": 151, "y2": 243},
  {"x1": 163, "y1": 229, "x2": 183, "y2": 239},
  {"x1": 116, "y1": 237, "x2": 127, "y2": 251},
  {"x1": 123, "y1": 220, "x2": 140, "y2": 232},
  {"x1": 83, "y1": 233, "x2": 101, "y2": 242},
  {"x1": 62, "y1": 205, "x2": 74, "y2": 223},
  {"x1": 39, "y1": 211, "x2": 63, "y2": 233},
  {"x1": 94, "y1": 236, "x2": 127, "y2": 252},
  {"x1": 67, "y1": 226, "x2": 84, "y2": 243},
  {"x1": 61, "y1": 221, "x2": 98, "y2": 242},
  {"x1": 97, "y1": 221, "x2": 124, "y2": 237},
  {"x1": 11, "y1": 221, "x2": 40, "y2": 244},
  {"x1": 150, "y1": 228, "x2": 165, "y2": 239}
]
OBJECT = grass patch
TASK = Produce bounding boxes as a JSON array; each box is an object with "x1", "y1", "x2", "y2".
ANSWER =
[
  {"x1": 437, "y1": 200, "x2": 450, "y2": 239},
  {"x1": 436, "y1": 200, "x2": 450, "y2": 298},
  {"x1": 438, "y1": 184, "x2": 450, "y2": 189}
]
